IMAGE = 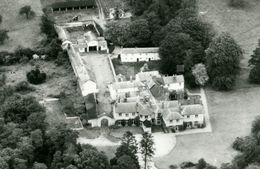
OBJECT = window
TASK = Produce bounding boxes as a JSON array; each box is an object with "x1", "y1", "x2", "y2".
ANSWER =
[
  {"x1": 195, "y1": 115, "x2": 198, "y2": 118},
  {"x1": 126, "y1": 113, "x2": 129, "y2": 117},
  {"x1": 132, "y1": 113, "x2": 135, "y2": 116},
  {"x1": 145, "y1": 115, "x2": 148, "y2": 119},
  {"x1": 195, "y1": 121, "x2": 199, "y2": 124},
  {"x1": 119, "y1": 113, "x2": 122, "y2": 117},
  {"x1": 140, "y1": 115, "x2": 143, "y2": 118},
  {"x1": 170, "y1": 120, "x2": 173, "y2": 123},
  {"x1": 187, "y1": 115, "x2": 190, "y2": 118},
  {"x1": 176, "y1": 119, "x2": 179, "y2": 122}
]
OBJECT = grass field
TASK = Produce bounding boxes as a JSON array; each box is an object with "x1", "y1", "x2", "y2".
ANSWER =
[
  {"x1": 198, "y1": 0, "x2": 260, "y2": 68},
  {"x1": 3, "y1": 60, "x2": 78, "y2": 100},
  {"x1": 0, "y1": 0, "x2": 43, "y2": 52}
]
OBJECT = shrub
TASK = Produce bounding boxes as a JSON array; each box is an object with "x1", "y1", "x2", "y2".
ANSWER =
[
  {"x1": 19, "y1": 5, "x2": 35, "y2": 19},
  {"x1": 228, "y1": 0, "x2": 246, "y2": 8},
  {"x1": 27, "y1": 68, "x2": 47, "y2": 84},
  {"x1": 0, "y1": 29, "x2": 9, "y2": 45},
  {"x1": 15, "y1": 81, "x2": 35, "y2": 93},
  {"x1": 249, "y1": 65, "x2": 260, "y2": 84}
]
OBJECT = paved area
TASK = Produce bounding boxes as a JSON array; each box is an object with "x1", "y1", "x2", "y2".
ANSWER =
[{"x1": 81, "y1": 53, "x2": 115, "y2": 114}]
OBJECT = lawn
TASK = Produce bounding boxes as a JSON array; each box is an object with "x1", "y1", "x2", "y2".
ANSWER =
[
  {"x1": 112, "y1": 58, "x2": 161, "y2": 79},
  {"x1": 0, "y1": 0, "x2": 43, "y2": 52},
  {"x1": 155, "y1": 86, "x2": 260, "y2": 168},
  {"x1": 198, "y1": 0, "x2": 260, "y2": 68},
  {"x1": 44, "y1": 100, "x2": 67, "y2": 127}
]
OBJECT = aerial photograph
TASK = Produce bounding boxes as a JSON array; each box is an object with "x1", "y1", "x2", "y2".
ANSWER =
[{"x1": 0, "y1": 0, "x2": 259, "y2": 169}]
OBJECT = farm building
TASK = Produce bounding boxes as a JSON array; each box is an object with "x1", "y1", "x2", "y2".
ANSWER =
[
  {"x1": 48, "y1": 0, "x2": 96, "y2": 12},
  {"x1": 119, "y1": 47, "x2": 160, "y2": 62}
]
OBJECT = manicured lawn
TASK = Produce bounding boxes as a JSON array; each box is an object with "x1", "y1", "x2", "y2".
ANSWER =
[{"x1": 155, "y1": 86, "x2": 260, "y2": 168}]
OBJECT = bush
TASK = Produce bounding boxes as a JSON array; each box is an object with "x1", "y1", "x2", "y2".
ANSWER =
[
  {"x1": 15, "y1": 81, "x2": 35, "y2": 93},
  {"x1": 0, "y1": 29, "x2": 9, "y2": 45},
  {"x1": 27, "y1": 68, "x2": 47, "y2": 84},
  {"x1": 249, "y1": 65, "x2": 260, "y2": 84},
  {"x1": 228, "y1": 0, "x2": 246, "y2": 8}
]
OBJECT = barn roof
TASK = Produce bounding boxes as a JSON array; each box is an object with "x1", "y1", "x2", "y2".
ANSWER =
[
  {"x1": 50, "y1": 0, "x2": 96, "y2": 9},
  {"x1": 121, "y1": 47, "x2": 159, "y2": 54}
]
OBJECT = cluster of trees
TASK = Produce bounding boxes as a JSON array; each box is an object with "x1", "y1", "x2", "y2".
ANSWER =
[
  {"x1": 249, "y1": 40, "x2": 260, "y2": 83},
  {"x1": 111, "y1": 131, "x2": 154, "y2": 169},
  {"x1": 0, "y1": 84, "x2": 156, "y2": 169},
  {"x1": 107, "y1": 0, "x2": 243, "y2": 90}
]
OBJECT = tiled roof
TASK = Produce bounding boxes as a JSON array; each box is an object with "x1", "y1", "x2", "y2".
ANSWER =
[
  {"x1": 162, "y1": 110, "x2": 183, "y2": 121},
  {"x1": 112, "y1": 81, "x2": 144, "y2": 90},
  {"x1": 137, "y1": 101, "x2": 156, "y2": 116},
  {"x1": 163, "y1": 75, "x2": 184, "y2": 85},
  {"x1": 136, "y1": 71, "x2": 160, "y2": 82},
  {"x1": 50, "y1": 0, "x2": 96, "y2": 9},
  {"x1": 121, "y1": 47, "x2": 159, "y2": 54},
  {"x1": 181, "y1": 104, "x2": 204, "y2": 115},
  {"x1": 115, "y1": 102, "x2": 137, "y2": 113},
  {"x1": 150, "y1": 84, "x2": 169, "y2": 100}
]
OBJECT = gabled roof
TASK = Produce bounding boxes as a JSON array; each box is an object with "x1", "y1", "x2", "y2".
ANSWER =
[
  {"x1": 150, "y1": 84, "x2": 169, "y2": 100},
  {"x1": 121, "y1": 47, "x2": 159, "y2": 54},
  {"x1": 137, "y1": 101, "x2": 156, "y2": 116},
  {"x1": 136, "y1": 71, "x2": 160, "y2": 82},
  {"x1": 162, "y1": 110, "x2": 183, "y2": 121},
  {"x1": 115, "y1": 102, "x2": 137, "y2": 113},
  {"x1": 163, "y1": 75, "x2": 184, "y2": 85},
  {"x1": 181, "y1": 104, "x2": 204, "y2": 115},
  {"x1": 112, "y1": 81, "x2": 144, "y2": 90},
  {"x1": 50, "y1": 0, "x2": 96, "y2": 9}
]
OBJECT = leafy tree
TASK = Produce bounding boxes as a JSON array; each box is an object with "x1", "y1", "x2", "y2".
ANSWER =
[
  {"x1": 0, "y1": 156, "x2": 9, "y2": 169},
  {"x1": 1, "y1": 94, "x2": 44, "y2": 124},
  {"x1": 192, "y1": 63, "x2": 209, "y2": 86},
  {"x1": 76, "y1": 145, "x2": 110, "y2": 169},
  {"x1": 0, "y1": 29, "x2": 9, "y2": 45},
  {"x1": 249, "y1": 40, "x2": 260, "y2": 83},
  {"x1": 159, "y1": 32, "x2": 204, "y2": 78},
  {"x1": 0, "y1": 15, "x2": 2, "y2": 24},
  {"x1": 252, "y1": 116, "x2": 260, "y2": 135},
  {"x1": 113, "y1": 155, "x2": 139, "y2": 169},
  {"x1": 206, "y1": 32, "x2": 242, "y2": 90},
  {"x1": 113, "y1": 131, "x2": 139, "y2": 168},
  {"x1": 197, "y1": 158, "x2": 207, "y2": 169},
  {"x1": 30, "y1": 129, "x2": 43, "y2": 148},
  {"x1": 32, "y1": 162, "x2": 48, "y2": 169},
  {"x1": 26, "y1": 67, "x2": 47, "y2": 85},
  {"x1": 40, "y1": 15, "x2": 57, "y2": 40},
  {"x1": 19, "y1": 5, "x2": 35, "y2": 19},
  {"x1": 140, "y1": 132, "x2": 154, "y2": 169}
]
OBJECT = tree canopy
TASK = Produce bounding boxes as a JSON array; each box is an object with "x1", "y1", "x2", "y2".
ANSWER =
[{"x1": 206, "y1": 32, "x2": 242, "y2": 90}]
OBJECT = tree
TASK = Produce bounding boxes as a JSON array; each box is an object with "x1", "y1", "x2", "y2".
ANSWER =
[
  {"x1": 192, "y1": 63, "x2": 209, "y2": 86},
  {"x1": 0, "y1": 15, "x2": 2, "y2": 24},
  {"x1": 0, "y1": 156, "x2": 9, "y2": 169},
  {"x1": 0, "y1": 29, "x2": 9, "y2": 45},
  {"x1": 1, "y1": 94, "x2": 44, "y2": 124},
  {"x1": 197, "y1": 158, "x2": 207, "y2": 169},
  {"x1": 33, "y1": 162, "x2": 47, "y2": 169},
  {"x1": 19, "y1": 6, "x2": 35, "y2": 19},
  {"x1": 206, "y1": 32, "x2": 242, "y2": 90},
  {"x1": 249, "y1": 40, "x2": 260, "y2": 83},
  {"x1": 76, "y1": 145, "x2": 110, "y2": 169},
  {"x1": 246, "y1": 165, "x2": 260, "y2": 169},
  {"x1": 252, "y1": 116, "x2": 260, "y2": 135},
  {"x1": 113, "y1": 155, "x2": 139, "y2": 169},
  {"x1": 26, "y1": 67, "x2": 47, "y2": 85},
  {"x1": 113, "y1": 131, "x2": 139, "y2": 168},
  {"x1": 140, "y1": 132, "x2": 154, "y2": 169}
]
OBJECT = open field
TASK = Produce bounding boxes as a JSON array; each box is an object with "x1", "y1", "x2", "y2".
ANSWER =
[
  {"x1": 198, "y1": 0, "x2": 260, "y2": 68},
  {"x1": 2, "y1": 60, "x2": 78, "y2": 100},
  {"x1": 0, "y1": 0, "x2": 43, "y2": 52},
  {"x1": 155, "y1": 86, "x2": 260, "y2": 168}
]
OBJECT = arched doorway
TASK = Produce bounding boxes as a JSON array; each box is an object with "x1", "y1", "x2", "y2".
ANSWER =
[{"x1": 101, "y1": 118, "x2": 109, "y2": 127}]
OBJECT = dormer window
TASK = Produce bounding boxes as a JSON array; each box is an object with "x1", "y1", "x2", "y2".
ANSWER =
[
  {"x1": 145, "y1": 115, "x2": 148, "y2": 119},
  {"x1": 119, "y1": 113, "x2": 122, "y2": 116},
  {"x1": 126, "y1": 113, "x2": 129, "y2": 117},
  {"x1": 187, "y1": 115, "x2": 190, "y2": 118},
  {"x1": 170, "y1": 120, "x2": 173, "y2": 123}
]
